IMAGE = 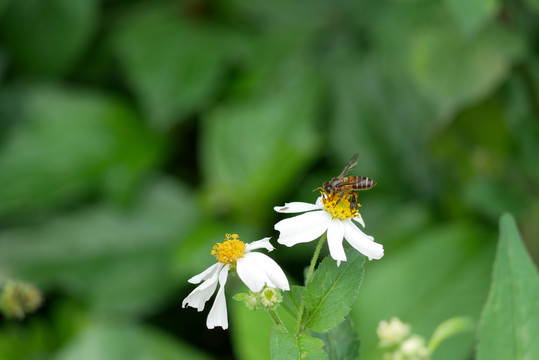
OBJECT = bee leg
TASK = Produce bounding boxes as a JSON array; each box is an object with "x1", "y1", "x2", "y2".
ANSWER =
[
  {"x1": 350, "y1": 192, "x2": 358, "y2": 211},
  {"x1": 335, "y1": 191, "x2": 345, "y2": 205}
]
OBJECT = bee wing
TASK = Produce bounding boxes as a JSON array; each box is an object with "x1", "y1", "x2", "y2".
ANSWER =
[{"x1": 338, "y1": 153, "x2": 359, "y2": 177}]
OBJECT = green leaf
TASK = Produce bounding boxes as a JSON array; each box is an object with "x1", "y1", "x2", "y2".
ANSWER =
[
  {"x1": 282, "y1": 286, "x2": 304, "y2": 319},
  {"x1": 352, "y1": 224, "x2": 496, "y2": 360},
  {"x1": 270, "y1": 329, "x2": 328, "y2": 360},
  {"x1": 476, "y1": 213, "x2": 539, "y2": 360},
  {"x1": 312, "y1": 317, "x2": 360, "y2": 360},
  {"x1": 409, "y1": 22, "x2": 523, "y2": 117},
  {"x1": 326, "y1": 50, "x2": 439, "y2": 199},
  {"x1": 523, "y1": 0, "x2": 539, "y2": 12},
  {"x1": 0, "y1": 300, "x2": 88, "y2": 358},
  {"x1": 230, "y1": 295, "x2": 273, "y2": 360},
  {"x1": 0, "y1": 0, "x2": 98, "y2": 76},
  {"x1": 55, "y1": 322, "x2": 213, "y2": 360},
  {"x1": 427, "y1": 317, "x2": 474, "y2": 354},
  {"x1": 444, "y1": 0, "x2": 500, "y2": 37},
  {"x1": 462, "y1": 177, "x2": 528, "y2": 221},
  {"x1": 0, "y1": 178, "x2": 201, "y2": 316},
  {"x1": 504, "y1": 68, "x2": 539, "y2": 181},
  {"x1": 303, "y1": 249, "x2": 364, "y2": 332},
  {"x1": 0, "y1": 85, "x2": 164, "y2": 217},
  {"x1": 230, "y1": 279, "x2": 297, "y2": 360},
  {"x1": 0, "y1": 0, "x2": 12, "y2": 17},
  {"x1": 200, "y1": 59, "x2": 320, "y2": 222},
  {"x1": 113, "y1": 4, "x2": 229, "y2": 130}
]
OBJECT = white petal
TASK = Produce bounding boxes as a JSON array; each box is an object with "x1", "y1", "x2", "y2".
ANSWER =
[
  {"x1": 238, "y1": 252, "x2": 290, "y2": 292},
  {"x1": 275, "y1": 211, "x2": 331, "y2": 246},
  {"x1": 245, "y1": 237, "x2": 274, "y2": 252},
  {"x1": 274, "y1": 201, "x2": 323, "y2": 213},
  {"x1": 352, "y1": 213, "x2": 365, "y2": 228},
  {"x1": 188, "y1": 263, "x2": 222, "y2": 284},
  {"x1": 182, "y1": 268, "x2": 220, "y2": 311},
  {"x1": 343, "y1": 221, "x2": 384, "y2": 260},
  {"x1": 327, "y1": 219, "x2": 346, "y2": 265},
  {"x1": 206, "y1": 265, "x2": 230, "y2": 329},
  {"x1": 236, "y1": 253, "x2": 272, "y2": 292}
]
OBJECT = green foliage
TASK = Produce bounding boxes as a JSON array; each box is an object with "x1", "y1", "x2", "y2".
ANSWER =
[
  {"x1": 230, "y1": 294, "x2": 274, "y2": 360},
  {"x1": 476, "y1": 214, "x2": 539, "y2": 360},
  {"x1": 0, "y1": 179, "x2": 200, "y2": 316},
  {"x1": 200, "y1": 61, "x2": 320, "y2": 221},
  {"x1": 303, "y1": 250, "x2": 364, "y2": 332},
  {"x1": 277, "y1": 250, "x2": 363, "y2": 358},
  {"x1": 427, "y1": 317, "x2": 474, "y2": 354},
  {"x1": 353, "y1": 224, "x2": 496, "y2": 360},
  {"x1": 0, "y1": 0, "x2": 98, "y2": 76},
  {"x1": 0, "y1": 300, "x2": 88, "y2": 359},
  {"x1": 312, "y1": 317, "x2": 360, "y2": 360},
  {"x1": 444, "y1": 0, "x2": 500, "y2": 37},
  {"x1": 0, "y1": 85, "x2": 164, "y2": 217},
  {"x1": 270, "y1": 329, "x2": 328, "y2": 360},
  {"x1": 56, "y1": 322, "x2": 213, "y2": 360},
  {"x1": 523, "y1": 0, "x2": 539, "y2": 12},
  {"x1": 282, "y1": 286, "x2": 305, "y2": 319},
  {"x1": 0, "y1": 0, "x2": 538, "y2": 358},
  {"x1": 409, "y1": 22, "x2": 522, "y2": 117},
  {"x1": 113, "y1": 3, "x2": 230, "y2": 130}
]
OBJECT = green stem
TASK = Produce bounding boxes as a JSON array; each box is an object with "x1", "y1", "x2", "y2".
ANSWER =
[
  {"x1": 266, "y1": 309, "x2": 286, "y2": 330},
  {"x1": 295, "y1": 233, "x2": 327, "y2": 334}
]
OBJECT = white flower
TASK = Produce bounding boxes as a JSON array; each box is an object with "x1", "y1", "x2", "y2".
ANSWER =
[
  {"x1": 274, "y1": 193, "x2": 383, "y2": 265},
  {"x1": 400, "y1": 335, "x2": 429, "y2": 359},
  {"x1": 182, "y1": 234, "x2": 290, "y2": 330},
  {"x1": 377, "y1": 317, "x2": 411, "y2": 346}
]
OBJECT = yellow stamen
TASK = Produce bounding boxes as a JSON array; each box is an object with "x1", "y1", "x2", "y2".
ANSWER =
[
  {"x1": 321, "y1": 191, "x2": 361, "y2": 220},
  {"x1": 211, "y1": 233, "x2": 246, "y2": 265}
]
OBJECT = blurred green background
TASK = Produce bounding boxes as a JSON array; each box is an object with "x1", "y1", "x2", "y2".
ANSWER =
[{"x1": 0, "y1": 0, "x2": 538, "y2": 359}]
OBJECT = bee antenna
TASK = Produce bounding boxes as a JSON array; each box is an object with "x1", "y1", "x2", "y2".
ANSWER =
[{"x1": 313, "y1": 186, "x2": 323, "y2": 192}]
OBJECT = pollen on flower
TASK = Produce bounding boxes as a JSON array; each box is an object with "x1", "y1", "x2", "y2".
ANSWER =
[
  {"x1": 211, "y1": 233, "x2": 246, "y2": 265},
  {"x1": 321, "y1": 191, "x2": 360, "y2": 220}
]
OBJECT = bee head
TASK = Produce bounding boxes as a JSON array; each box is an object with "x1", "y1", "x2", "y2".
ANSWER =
[{"x1": 322, "y1": 181, "x2": 332, "y2": 194}]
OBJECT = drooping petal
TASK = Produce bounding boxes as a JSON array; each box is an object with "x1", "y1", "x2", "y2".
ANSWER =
[
  {"x1": 236, "y1": 253, "x2": 274, "y2": 292},
  {"x1": 188, "y1": 263, "x2": 223, "y2": 284},
  {"x1": 182, "y1": 266, "x2": 221, "y2": 311},
  {"x1": 275, "y1": 210, "x2": 332, "y2": 246},
  {"x1": 352, "y1": 213, "x2": 365, "y2": 228},
  {"x1": 327, "y1": 219, "x2": 346, "y2": 266},
  {"x1": 206, "y1": 265, "x2": 230, "y2": 329},
  {"x1": 274, "y1": 201, "x2": 323, "y2": 213},
  {"x1": 245, "y1": 237, "x2": 274, "y2": 252},
  {"x1": 237, "y1": 252, "x2": 290, "y2": 292},
  {"x1": 343, "y1": 220, "x2": 384, "y2": 260}
]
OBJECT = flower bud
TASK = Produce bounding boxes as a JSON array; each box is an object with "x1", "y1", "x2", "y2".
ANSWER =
[
  {"x1": 0, "y1": 281, "x2": 43, "y2": 320},
  {"x1": 377, "y1": 317, "x2": 411, "y2": 346},
  {"x1": 259, "y1": 287, "x2": 282, "y2": 309},
  {"x1": 400, "y1": 335, "x2": 429, "y2": 359}
]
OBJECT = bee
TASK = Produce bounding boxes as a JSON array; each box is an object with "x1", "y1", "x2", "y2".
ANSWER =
[{"x1": 321, "y1": 153, "x2": 376, "y2": 210}]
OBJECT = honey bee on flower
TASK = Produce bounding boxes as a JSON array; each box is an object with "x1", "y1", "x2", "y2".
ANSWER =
[
  {"x1": 274, "y1": 154, "x2": 383, "y2": 265},
  {"x1": 319, "y1": 153, "x2": 376, "y2": 211}
]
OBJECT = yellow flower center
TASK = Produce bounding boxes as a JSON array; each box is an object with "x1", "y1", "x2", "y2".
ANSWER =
[
  {"x1": 211, "y1": 233, "x2": 246, "y2": 265},
  {"x1": 321, "y1": 191, "x2": 360, "y2": 220}
]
